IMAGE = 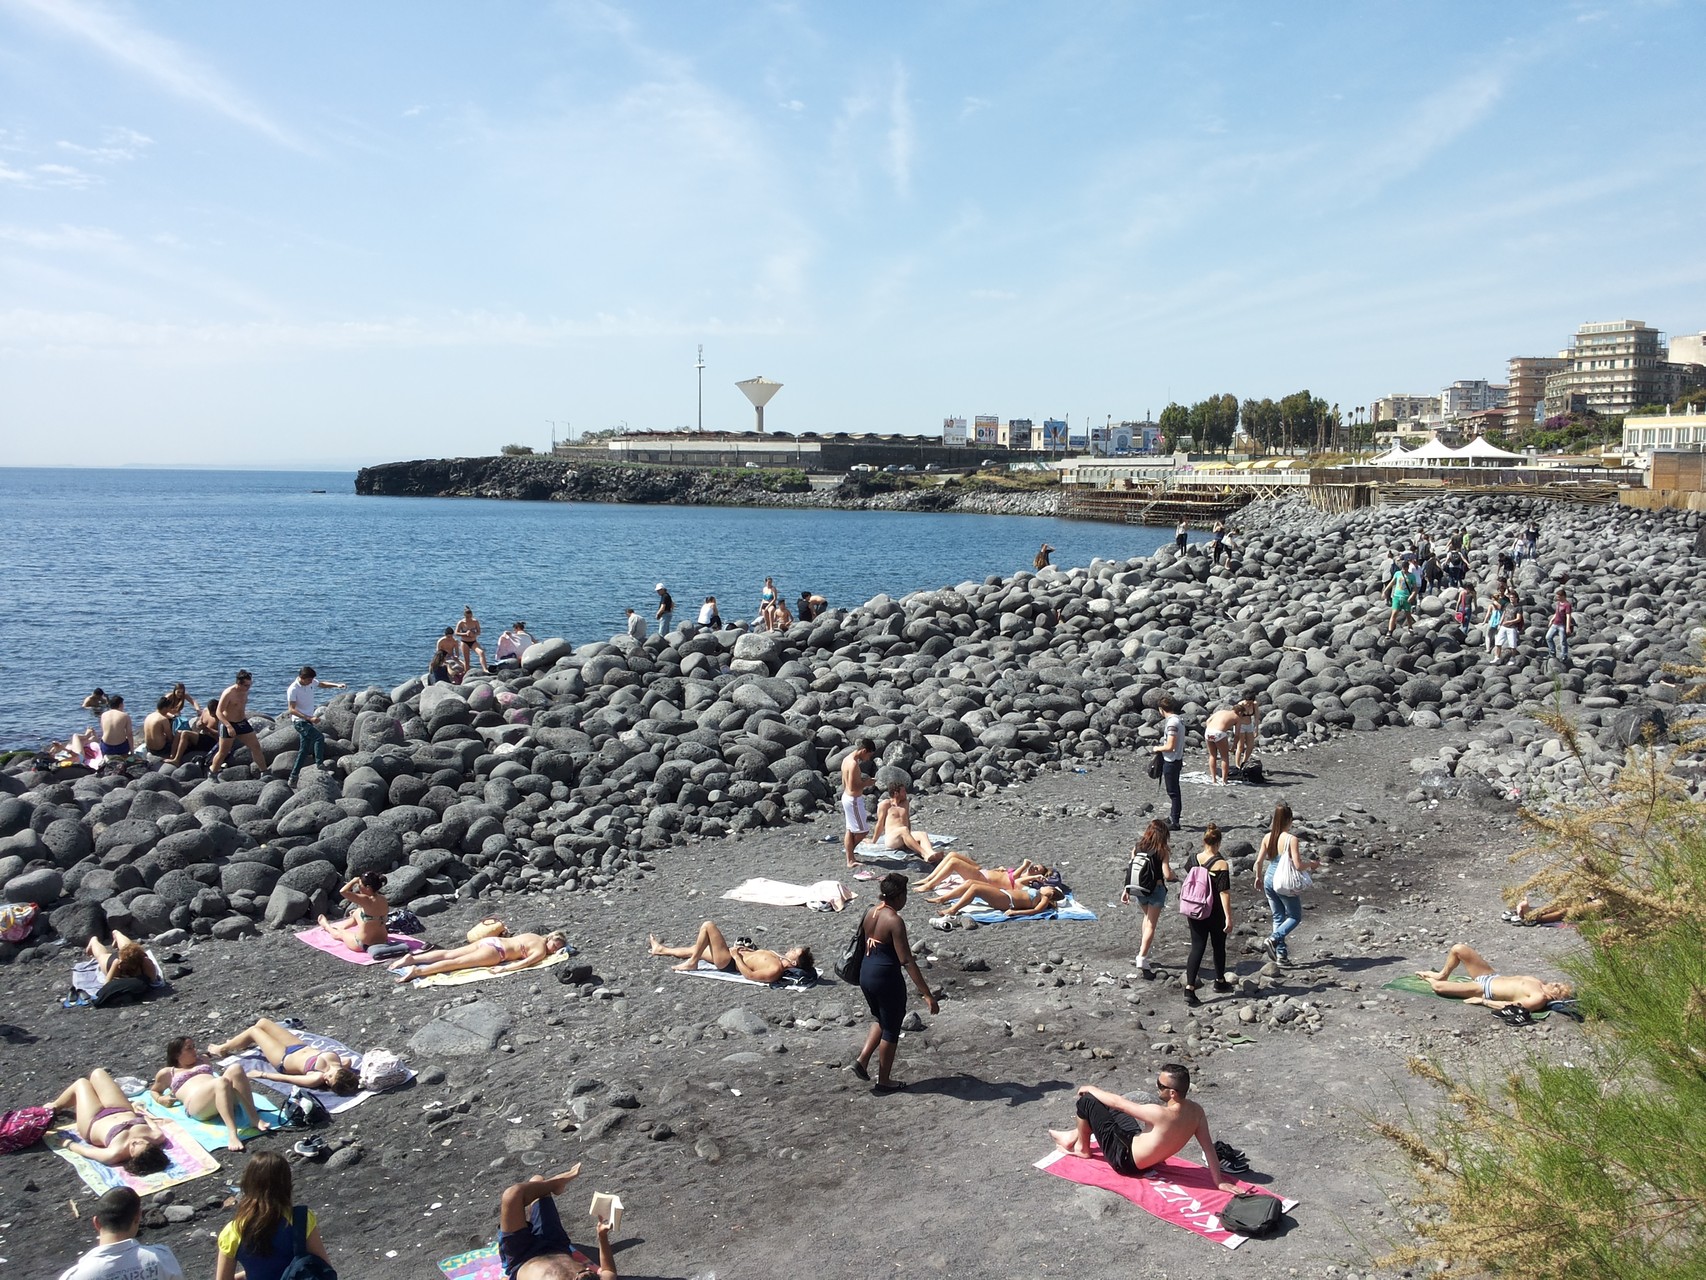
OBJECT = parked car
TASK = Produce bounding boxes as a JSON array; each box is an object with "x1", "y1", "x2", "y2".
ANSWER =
[
  {"x1": 882, "y1": 464, "x2": 900, "y2": 473},
  {"x1": 924, "y1": 463, "x2": 941, "y2": 472},
  {"x1": 850, "y1": 463, "x2": 875, "y2": 472},
  {"x1": 899, "y1": 464, "x2": 916, "y2": 472}
]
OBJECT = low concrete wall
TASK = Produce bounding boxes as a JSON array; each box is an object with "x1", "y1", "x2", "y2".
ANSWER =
[{"x1": 1620, "y1": 489, "x2": 1706, "y2": 512}]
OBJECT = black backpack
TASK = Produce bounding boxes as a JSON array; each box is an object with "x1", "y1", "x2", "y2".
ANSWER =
[
  {"x1": 1130, "y1": 850, "x2": 1160, "y2": 896},
  {"x1": 1220, "y1": 1191, "x2": 1282, "y2": 1237},
  {"x1": 835, "y1": 918, "x2": 867, "y2": 985},
  {"x1": 280, "y1": 1205, "x2": 337, "y2": 1280}
]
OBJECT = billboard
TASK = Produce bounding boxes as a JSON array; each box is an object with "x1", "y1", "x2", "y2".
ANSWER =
[
  {"x1": 1089, "y1": 424, "x2": 1108, "y2": 456},
  {"x1": 1042, "y1": 419, "x2": 1067, "y2": 448},
  {"x1": 974, "y1": 415, "x2": 999, "y2": 445},
  {"x1": 1069, "y1": 435, "x2": 1089, "y2": 451},
  {"x1": 942, "y1": 416, "x2": 968, "y2": 447},
  {"x1": 1108, "y1": 424, "x2": 1134, "y2": 454}
]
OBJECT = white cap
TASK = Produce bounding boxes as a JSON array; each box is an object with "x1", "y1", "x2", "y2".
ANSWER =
[{"x1": 655, "y1": 582, "x2": 666, "y2": 591}]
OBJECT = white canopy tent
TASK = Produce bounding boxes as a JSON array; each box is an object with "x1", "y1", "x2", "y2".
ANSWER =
[
  {"x1": 1405, "y1": 438, "x2": 1463, "y2": 465},
  {"x1": 1370, "y1": 444, "x2": 1414, "y2": 466},
  {"x1": 1455, "y1": 435, "x2": 1527, "y2": 466}
]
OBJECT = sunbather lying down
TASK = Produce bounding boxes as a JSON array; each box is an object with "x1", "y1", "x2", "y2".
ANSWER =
[
  {"x1": 648, "y1": 920, "x2": 812, "y2": 984},
  {"x1": 149, "y1": 1035, "x2": 272, "y2": 1150},
  {"x1": 208, "y1": 1018, "x2": 359, "y2": 1094},
  {"x1": 1416, "y1": 943, "x2": 1573, "y2": 1012},
  {"x1": 934, "y1": 880, "x2": 1064, "y2": 920},
  {"x1": 917, "y1": 853, "x2": 1050, "y2": 897},
  {"x1": 1500, "y1": 894, "x2": 1598, "y2": 925},
  {"x1": 390, "y1": 931, "x2": 568, "y2": 982},
  {"x1": 48, "y1": 1068, "x2": 170, "y2": 1174}
]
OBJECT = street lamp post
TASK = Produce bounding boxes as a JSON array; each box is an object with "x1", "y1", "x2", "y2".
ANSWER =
[{"x1": 696, "y1": 345, "x2": 705, "y2": 434}]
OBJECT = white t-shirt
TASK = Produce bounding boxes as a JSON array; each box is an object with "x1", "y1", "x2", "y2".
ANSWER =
[
  {"x1": 57, "y1": 1238, "x2": 186, "y2": 1280},
  {"x1": 495, "y1": 630, "x2": 531, "y2": 660},
  {"x1": 697, "y1": 601, "x2": 717, "y2": 625},
  {"x1": 286, "y1": 679, "x2": 316, "y2": 722},
  {"x1": 1160, "y1": 714, "x2": 1186, "y2": 762},
  {"x1": 626, "y1": 614, "x2": 646, "y2": 641}
]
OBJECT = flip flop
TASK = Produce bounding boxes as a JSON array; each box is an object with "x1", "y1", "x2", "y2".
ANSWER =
[{"x1": 853, "y1": 869, "x2": 878, "y2": 881}]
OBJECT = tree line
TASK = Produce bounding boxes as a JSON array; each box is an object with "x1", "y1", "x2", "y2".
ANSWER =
[{"x1": 1156, "y1": 391, "x2": 1344, "y2": 455}]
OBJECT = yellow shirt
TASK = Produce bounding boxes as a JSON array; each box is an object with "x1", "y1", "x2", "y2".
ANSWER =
[{"x1": 217, "y1": 1210, "x2": 317, "y2": 1257}]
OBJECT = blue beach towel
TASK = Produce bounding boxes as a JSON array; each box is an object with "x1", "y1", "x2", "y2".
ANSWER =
[{"x1": 962, "y1": 894, "x2": 1098, "y2": 925}]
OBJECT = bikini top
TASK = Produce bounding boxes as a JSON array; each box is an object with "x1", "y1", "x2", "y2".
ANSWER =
[{"x1": 171, "y1": 1063, "x2": 214, "y2": 1091}]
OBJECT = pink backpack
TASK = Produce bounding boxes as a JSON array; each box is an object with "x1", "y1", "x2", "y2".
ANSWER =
[
  {"x1": 0, "y1": 1107, "x2": 54, "y2": 1154},
  {"x1": 1178, "y1": 865, "x2": 1215, "y2": 920}
]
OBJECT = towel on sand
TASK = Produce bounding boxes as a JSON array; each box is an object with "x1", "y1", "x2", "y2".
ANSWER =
[
  {"x1": 852, "y1": 833, "x2": 956, "y2": 865},
  {"x1": 51, "y1": 1116, "x2": 218, "y2": 1195},
  {"x1": 295, "y1": 925, "x2": 427, "y2": 965},
  {"x1": 139, "y1": 1091, "x2": 285, "y2": 1152},
  {"x1": 1036, "y1": 1148, "x2": 1296, "y2": 1250},
  {"x1": 440, "y1": 1243, "x2": 594, "y2": 1280},
  {"x1": 1380, "y1": 973, "x2": 1550, "y2": 1018},
  {"x1": 406, "y1": 949, "x2": 571, "y2": 987},
  {"x1": 669, "y1": 959, "x2": 822, "y2": 990},
  {"x1": 71, "y1": 956, "x2": 167, "y2": 998},
  {"x1": 227, "y1": 1029, "x2": 413, "y2": 1114},
  {"x1": 722, "y1": 878, "x2": 856, "y2": 911},
  {"x1": 961, "y1": 893, "x2": 1097, "y2": 924}
]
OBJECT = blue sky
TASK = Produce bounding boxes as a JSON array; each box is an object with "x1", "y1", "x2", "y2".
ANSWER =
[{"x1": 2, "y1": 0, "x2": 1703, "y2": 467}]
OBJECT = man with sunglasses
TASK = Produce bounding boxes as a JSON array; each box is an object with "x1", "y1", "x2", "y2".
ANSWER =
[{"x1": 1049, "y1": 1064, "x2": 1240, "y2": 1192}]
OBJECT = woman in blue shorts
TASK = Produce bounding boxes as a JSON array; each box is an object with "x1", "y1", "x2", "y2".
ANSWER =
[{"x1": 1122, "y1": 819, "x2": 1178, "y2": 980}]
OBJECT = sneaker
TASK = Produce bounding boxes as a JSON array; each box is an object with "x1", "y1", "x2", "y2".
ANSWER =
[
  {"x1": 1183, "y1": 989, "x2": 1201, "y2": 1007},
  {"x1": 1262, "y1": 938, "x2": 1278, "y2": 962},
  {"x1": 1213, "y1": 980, "x2": 1234, "y2": 994},
  {"x1": 293, "y1": 1136, "x2": 328, "y2": 1160}
]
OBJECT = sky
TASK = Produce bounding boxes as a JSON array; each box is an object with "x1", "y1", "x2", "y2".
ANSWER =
[{"x1": 2, "y1": 1, "x2": 1704, "y2": 468}]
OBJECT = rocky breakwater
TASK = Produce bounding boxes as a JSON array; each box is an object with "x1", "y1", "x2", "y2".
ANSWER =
[{"x1": 2, "y1": 492, "x2": 1701, "y2": 961}]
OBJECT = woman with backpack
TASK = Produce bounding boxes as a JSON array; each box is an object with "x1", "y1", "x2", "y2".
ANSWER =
[
  {"x1": 214, "y1": 1151, "x2": 332, "y2": 1280},
  {"x1": 1252, "y1": 803, "x2": 1321, "y2": 966},
  {"x1": 1179, "y1": 824, "x2": 1234, "y2": 1006},
  {"x1": 1121, "y1": 819, "x2": 1177, "y2": 981}
]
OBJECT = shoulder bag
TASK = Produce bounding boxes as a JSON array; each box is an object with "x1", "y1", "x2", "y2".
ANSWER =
[
  {"x1": 835, "y1": 912, "x2": 868, "y2": 985},
  {"x1": 1270, "y1": 835, "x2": 1312, "y2": 895}
]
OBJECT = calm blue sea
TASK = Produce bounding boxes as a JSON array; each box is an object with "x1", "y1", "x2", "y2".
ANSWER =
[{"x1": 0, "y1": 468, "x2": 1169, "y2": 747}]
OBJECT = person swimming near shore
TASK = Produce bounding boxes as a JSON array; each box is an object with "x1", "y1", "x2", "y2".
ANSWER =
[
  {"x1": 389, "y1": 931, "x2": 570, "y2": 983},
  {"x1": 47, "y1": 1069, "x2": 170, "y2": 1175},
  {"x1": 647, "y1": 921, "x2": 812, "y2": 982},
  {"x1": 148, "y1": 1035, "x2": 272, "y2": 1151},
  {"x1": 207, "y1": 1018, "x2": 359, "y2": 1094}
]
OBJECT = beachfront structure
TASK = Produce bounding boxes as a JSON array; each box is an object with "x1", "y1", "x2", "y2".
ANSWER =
[
  {"x1": 1372, "y1": 393, "x2": 1442, "y2": 425},
  {"x1": 1621, "y1": 408, "x2": 1706, "y2": 458},
  {"x1": 1543, "y1": 320, "x2": 1706, "y2": 418},
  {"x1": 942, "y1": 417, "x2": 968, "y2": 447},
  {"x1": 584, "y1": 429, "x2": 1050, "y2": 471},
  {"x1": 1507, "y1": 356, "x2": 1568, "y2": 426},
  {"x1": 1441, "y1": 379, "x2": 1509, "y2": 421}
]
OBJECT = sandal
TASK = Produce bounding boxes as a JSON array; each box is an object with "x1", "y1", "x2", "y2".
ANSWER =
[{"x1": 1494, "y1": 1005, "x2": 1535, "y2": 1027}]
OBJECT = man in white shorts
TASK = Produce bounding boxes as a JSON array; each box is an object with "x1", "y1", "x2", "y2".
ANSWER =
[{"x1": 841, "y1": 738, "x2": 876, "y2": 868}]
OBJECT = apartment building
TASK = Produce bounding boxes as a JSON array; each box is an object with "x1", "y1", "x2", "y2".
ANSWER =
[
  {"x1": 1507, "y1": 356, "x2": 1567, "y2": 426},
  {"x1": 1543, "y1": 319, "x2": 1706, "y2": 416},
  {"x1": 1372, "y1": 393, "x2": 1441, "y2": 424},
  {"x1": 1441, "y1": 379, "x2": 1509, "y2": 421}
]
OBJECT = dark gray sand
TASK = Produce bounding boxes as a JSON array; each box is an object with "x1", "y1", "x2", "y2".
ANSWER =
[{"x1": 2, "y1": 725, "x2": 1581, "y2": 1279}]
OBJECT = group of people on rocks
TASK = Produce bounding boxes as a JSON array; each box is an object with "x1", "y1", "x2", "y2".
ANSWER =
[
  {"x1": 624, "y1": 579, "x2": 829, "y2": 640},
  {"x1": 431, "y1": 607, "x2": 534, "y2": 685}
]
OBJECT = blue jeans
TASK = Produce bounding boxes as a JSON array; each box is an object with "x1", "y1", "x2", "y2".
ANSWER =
[
  {"x1": 291, "y1": 719, "x2": 324, "y2": 781},
  {"x1": 1263, "y1": 871, "x2": 1302, "y2": 953},
  {"x1": 1545, "y1": 623, "x2": 1569, "y2": 661},
  {"x1": 1160, "y1": 758, "x2": 1183, "y2": 829}
]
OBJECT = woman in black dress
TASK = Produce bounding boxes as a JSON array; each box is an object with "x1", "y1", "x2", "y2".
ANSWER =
[{"x1": 852, "y1": 873, "x2": 938, "y2": 1093}]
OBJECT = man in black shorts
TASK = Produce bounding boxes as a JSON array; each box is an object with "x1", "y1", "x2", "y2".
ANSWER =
[
  {"x1": 208, "y1": 670, "x2": 266, "y2": 778},
  {"x1": 497, "y1": 1165, "x2": 616, "y2": 1280}
]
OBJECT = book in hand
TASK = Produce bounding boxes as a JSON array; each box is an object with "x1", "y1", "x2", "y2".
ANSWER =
[{"x1": 589, "y1": 1192, "x2": 623, "y2": 1235}]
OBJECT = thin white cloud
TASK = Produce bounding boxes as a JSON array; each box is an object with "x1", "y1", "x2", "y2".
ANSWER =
[
  {"x1": 1338, "y1": 64, "x2": 1509, "y2": 197},
  {"x1": 778, "y1": 99, "x2": 805, "y2": 113},
  {"x1": 0, "y1": 159, "x2": 96, "y2": 188},
  {"x1": 3, "y1": 0, "x2": 307, "y2": 152},
  {"x1": 402, "y1": 104, "x2": 427, "y2": 118},
  {"x1": 886, "y1": 64, "x2": 914, "y2": 199},
  {"x1": 56, "y1": 125, "x2": 152, "y2": 162},
  {"x1": 959, "y1": 96, "x2": 991, "y2": 120}
]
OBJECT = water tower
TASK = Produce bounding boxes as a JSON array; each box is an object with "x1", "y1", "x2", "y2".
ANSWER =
[{"x1": 735, "y1": 376, "x2": 782, "y2": 433}]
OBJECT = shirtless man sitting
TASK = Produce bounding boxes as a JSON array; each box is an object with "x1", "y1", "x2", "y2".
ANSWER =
[
  {"x1": 1416, "y1": 943, "x2": 1572, "y2": 1012},
  {"x1": 870, "y1": 781, "x2": 939, "y2": 863},
  {"x1": 142, "y1": 697, "x2": 177, "y2": 758},
  {"x1": 389, "y1": 931, "x2": 570, "y2": 983},
  {"x1": 208, "y1": 670, "x2": 267, "y2": 778},
  {"x1": 148, "y1": 1035, "x2": 272, "y2": 1151},
  {"x1": 164, "y1": 697, "x2": 219, "y2": 766},
  {"x1": 98, "y1": 696, "x2": 134, "y2": 759},
  {"x1": 497, "y1": 1165, "x2": 616, "y2": 1280},
  {"x1": 1049, "y1": 1065, "x2": 1240, "y2": 1191},
  {"x1": 840, "y1": 739, "x2": 875, "y2": 868}
]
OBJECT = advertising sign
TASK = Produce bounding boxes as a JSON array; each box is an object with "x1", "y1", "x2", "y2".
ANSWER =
[
  {"x1": 974, "y1": 415, "x2": 999, "y2": 445},
  {"x1": 942, "y1": 417, "x2": 968, "y2": 447},
  {"x1": 1042, "y1": 419, "x2": 1067, "y2": 448}
]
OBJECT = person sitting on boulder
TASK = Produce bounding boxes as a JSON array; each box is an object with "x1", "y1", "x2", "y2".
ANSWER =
[
  {"x1": 87, "y1": 929, "x2": 162, "y2": 985},
  {"x1": 316, "y1": 872, "x2": 389, "y2": 952},
  {"x1": 495, "y1": 621, "x2": 535, "y2": 664},
  {"x1": 797, "y1": 589, "x2": 828, "y2": 622},
  {"x1": 646, "y1": 921, "x2": 813, "y2": 982},
  {"x1": 148, "y1": 1035, "x2": 273, "y2": 1151},
  {"x1": 496, "y1": 1165, "x2": 616, "y2": 1280},
  {"x1": 429, "y1": 627, "x2": 460, "y2": 686},
  {"x1": 164, "y1": 696, "x2": 220, "y2": 766},
  {"x1": 870, "y1": 780, "x2": 940, "y2": 863},
  {"x1": 47, "y1": 1069, "x2": 171, "y2": 1174},
  {"x1": 207, "y1": 1018, "x2": 360, "y2": 1094},
  {"x1": 1416, "y1": 943, "x2": 1573, "y2": 1012},
  {"x1": 389, "y1": 931, "x2": 570, "y2": 983}
]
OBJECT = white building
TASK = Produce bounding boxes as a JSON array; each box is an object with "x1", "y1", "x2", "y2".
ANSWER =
[
  {"x1": 1622, "y1": 407, "x2": 1706, "y2": 457},
  {"x1": 1671, "y1": 331, "x2": 1706, "y2": 368},
  {"x1": 1441, "y1": 379, "x2": 1509, "y2": 419}
]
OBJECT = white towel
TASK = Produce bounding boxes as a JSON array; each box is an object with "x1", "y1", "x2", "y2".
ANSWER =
[{"x1": 722, "y1": 878, "x2": 856, "y2": 911}]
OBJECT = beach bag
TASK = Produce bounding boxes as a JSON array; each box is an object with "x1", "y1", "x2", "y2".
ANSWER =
[
  {"x1": 1271, "y1": 842, "x2": 1312, "y2": 895},
  {"x1": 0, "y1": 1106, "x2": 54, "y2": 1154},
  {"x1": 1178, "y1": 866, "x2": 1214, "y2": 920},
  {"x1": 357, "y1": 1049, "x2": 408, "y2": 1093},
  {"x1": 835, "y1": 917, "x2": 867, "y2": 985},
  {"x1": 281, "y1": 1205, "x2": 337, "y2": 1280},
  {"x1": 1221, "y1": 1191, "x2": 1281, "y2": 1237},
  {"x1": 385, "y1": 908, "x2": 424, "y2": 935},
  {"x1": 279, "y1": 1087, "x2": 331, "y2": 1130},
  {"x1": 0, "y1": 903, "x2": 37, "y2": 943},
  {"x1": 466, "y1": 918, "x2": 507, "y2": 943}
]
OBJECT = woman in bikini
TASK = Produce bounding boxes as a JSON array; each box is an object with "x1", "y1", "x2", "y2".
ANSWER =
[
  {"x1": 316, "y1": 872, "x2": 389, "y2": 952},
  {"x1": 916, "y1": 853, "x2": 1050, "y2": 897},
  {"x1": 86, "y1": 929, "x2": 162, "y2": 985},
  {"x1": 932, "y1": 878, "x2": 1065, "y2": 921},
  {"x1": 388, "y1": 931, "x2": 569, "y2": 983},
  {"x1": 207, "y1": 1019, "x2": 360, "y2": 1095},
  {"x1": 47, "y1": 1068, "x2": 170, "y2": 1174},
  {"x1": 646, "y1": 921, "x2": 813, "y2": 983},
  {"x1": 148, "y1": 1035, "x2": 272, "y2": 1151},
  {"x1": 758, "y1": 577, "x2": 779, "y2": 630},
  {"x1": 1201, "y1": 705, "x2": 1241, "y2": 785}
]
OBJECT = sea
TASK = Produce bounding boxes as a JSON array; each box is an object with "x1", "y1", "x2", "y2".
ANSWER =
[{"x1": 0, "y1": 467, "x2": 1172, "y2": 748}]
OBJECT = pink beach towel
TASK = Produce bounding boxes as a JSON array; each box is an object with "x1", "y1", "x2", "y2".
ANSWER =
[
  {"x1": 439, "y1": 1242, "x2": 593, "y2": 1280},
  {"x1": 294, "y1": 925, "x2": 426, "y2": 965},
  {"x1": 1035, "y1": 1148, "x2": 1297, "y2": 1249}
]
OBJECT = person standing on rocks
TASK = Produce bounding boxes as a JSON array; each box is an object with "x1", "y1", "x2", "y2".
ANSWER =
[
  {"x1": 1034, "y1": 542, "x2": 1055, "y2": 570},
  {"x1": 1202, "y1": 705, "x2": 1241, "y2": 785},
  {"x1": 1152, "y1": 696, "x2": 1185, "y2": 830},
  {"x1": 1252, "y1": 803, "x2": 1319, "y2": 965},
  {"x1": 457, "y1": 606, "x2": 491, "y2": 673},
  {"x1": 1492, "y1": 595, "x2": 1525, "y2": 666},
  {"x1": 1386, "y1": 556, "x2": 1419, "y2": 634},
  {"x1": 55, "y1": 1187, "x2": 186, "y2": 1280},
  {"x1": 852, "y1": 872, "x2": 937, "y2": 1093},
  {"x1": 1232, "y1": 698, "x2": 1260, "y2": 772},
  {"x1": 1545, "y1": 589, "x2": 1574, "y2": 667},
  {"x1": 841, "y1": 738, "x2": 876, "y2": 867},
  {"x1": 208, "y1": 670, "x2": 266, "y2": 779},
  {"x1": 1048, "y1": 1066, "x2": 1240, "y2": 1191},
  {"x1": 654, "y1": 583, "x2": 674, "y2": 634},
  {"x1": 1174, "y1": 519, "x2": 1189, "y2": 552},
  {"x1": 624, "y1": 608, "x2": 646, "y2": 642},
  {"x1": 1181, "y1": 823, "x2": 1235, "y2": 1006},
  {"x1": 1122, "y1": 818, "x2": 1177, "y2": 980},
  {"x1": 496, "y1": 1165, "x2": 617, "y2": 1280},
  {"x1": 285, "y1": 665, "x2": 345, "y2": 787}
]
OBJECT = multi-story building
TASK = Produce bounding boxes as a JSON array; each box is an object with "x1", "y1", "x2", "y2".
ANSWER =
[
  {"x1": 1543, "y1": 319, "x2": 1706, "y2": 416},
  {"x1": 1441, "y1": 380, "x2": 1509, "y2": 422},
  {"x1": 1670, "y1": 331, "x2": 1706, "y2": 369},
  {"x1": 1507, "y1": 356, "x2": 1567, "y2": 426},
  {"x1": 1372, "y1": 394, "x2": 1441, "y2": 424},
  {"x1": 1622, "y1": 408, "x2": 1706, "y2": 457}
]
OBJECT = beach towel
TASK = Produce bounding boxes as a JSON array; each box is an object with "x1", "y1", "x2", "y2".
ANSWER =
[
  {"x1": 227, "y1": 1030, "x2": 413, "y2": 1114},
  {"x1": 71, "y1": 956, "x2": 168, "y2": 999},
  {"x1": 851, "y1": 833, "x2": 956, "y2": 864},
  {"x1": 1035, "y1": 1148, "x2": 1296, "y2": 1249},
  {"x1": 668, "y1": 960, "x2": 823, "y2": 990},
  {"x1": 1380, "y1": 973, "x2": 1550, "y2": 1018},
  {"x1": 961, "y1": 893, "x2": 1098, "y2": 925},
  {"x1": 51, "y1": 1117, "x2": 219, "y2": 1196},
  {"x1": 139, "y1": 1091, "x2": 285, "y2": 1152},
  {"x1": 439, "y1": 1242, "x2": 594, "y2": 1280},
  {"x1": 722, "y1": 878, "x2": 856, "y2": 911},
  {"x1": 294, "y1": 925, "x2": 428, "y2": 965},
  {"x1": 407, "y1": 949, "x2": 571, "y2": 987}
]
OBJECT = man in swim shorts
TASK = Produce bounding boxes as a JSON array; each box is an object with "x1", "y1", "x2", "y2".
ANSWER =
[
  {"x1": 389, "y1": 931, "x2": 570, "y2": 982},
  {"x1": 497, "y1": 1166, "x2": 616, "y2": 1280},
  {"x1": 208, "y1": 671, "x2": 266, "y2": 778},
  {"x1": 1416, "y1": 943, "x2": 1572, "y2": 1012},
  {"x1": 1049, "y1": 1065, "x2": 1241, "y2": 1191},
  {"x1": 871, "y1": 780, "x2": 939, "y2": 863},
  {"x1": 841, "y1": 738, "x2": 876, "y2": 868}
]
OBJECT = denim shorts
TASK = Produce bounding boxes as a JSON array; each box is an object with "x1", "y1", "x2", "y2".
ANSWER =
[{"x1": 1134, "y1": 882, "x2": 1167, "y2": 909}]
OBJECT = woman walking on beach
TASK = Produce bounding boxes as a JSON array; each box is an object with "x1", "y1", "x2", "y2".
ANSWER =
[
  {"x1": 1122, "y1": 819, "x2": 1176, "y2": 981},
  {"x1": 214, "y1": 1151, "x2": 331, "y2": 1280},
  {"x1": 852, "y1": 873, "x2": 937, "y2": 1093},
  {"x1": 1252, "y1": 803, "x2": 1320, "y2": 965},
  {"x1": 1152, "y1": 695, "x2": 1186, "y2": 830},
  {"x1": 1181, "y1": 824, "x2": 1234, "y2": 1006}
]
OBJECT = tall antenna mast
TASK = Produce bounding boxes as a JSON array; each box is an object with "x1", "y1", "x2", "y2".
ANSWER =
[{"x1": 696, "y1": 345, "x2": 705, "y2": 434}]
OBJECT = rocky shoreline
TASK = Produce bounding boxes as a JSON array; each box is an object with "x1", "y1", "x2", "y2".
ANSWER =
[{"x1": 354, "y1": 454, "x2": 1059, "y2": 516}]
